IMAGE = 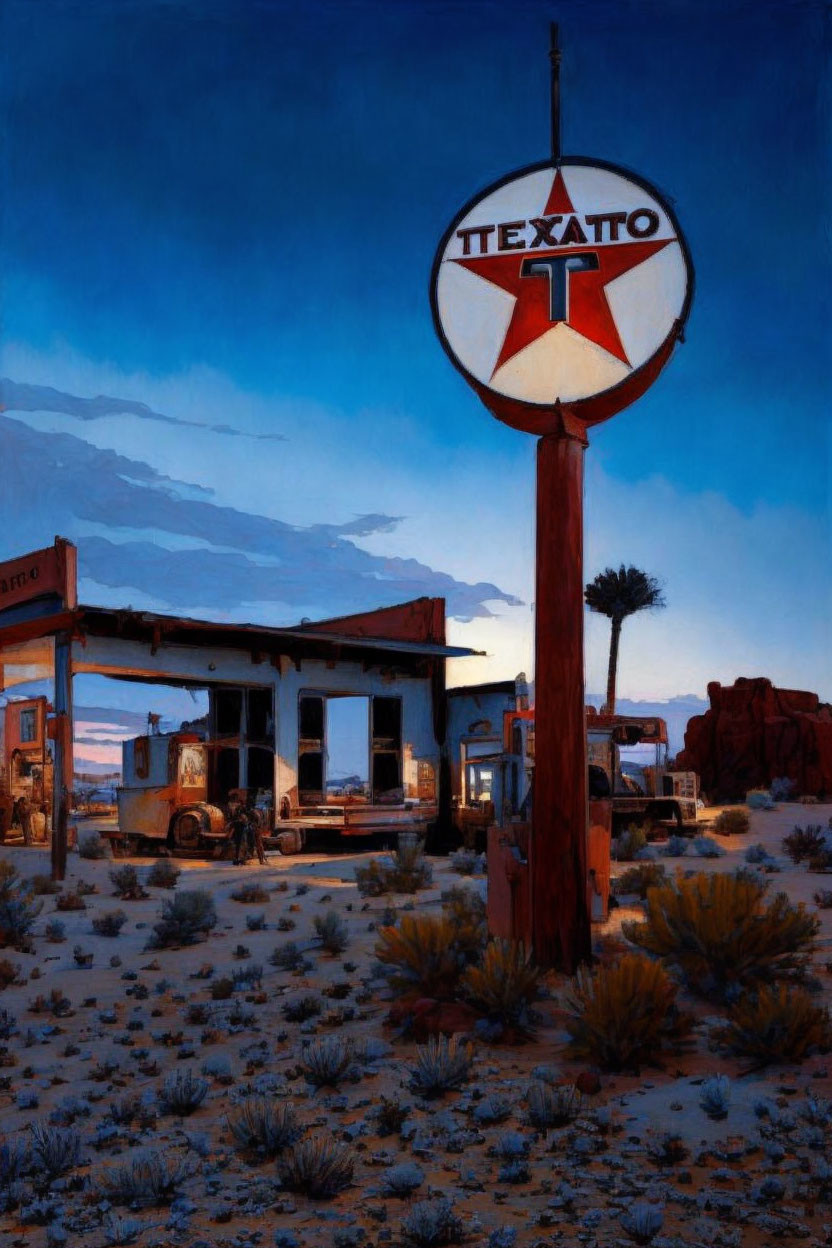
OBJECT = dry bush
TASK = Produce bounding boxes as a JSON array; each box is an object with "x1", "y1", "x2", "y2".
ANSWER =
[
  {"x1": 612, "y1": 863, "x2": 667, "y2": 898},
  {"x1": 277, "y1": 1135, "x2": 354, "y2": 1198},
  {"x1": 375, "y1": 914, "x2": 466, "y2": 999},
  {"x1": 0, "y1": 860, "x2": 43, "y2": 950},
  {"x1": 782, "y1": 825, "x2": 828, "y2": 864},
  {"x1": 55, "y1": 891, "x2": 86, "y2": 912},
  {"x1": 563, "y1": 954, "x2": 694, "y2": 1071},
  {"x1": 439, "y1": 885, "x2": 488, "y2": 959},
  {"x1": 355, "y1": 840, "x2": 433, "y2": 896},
  {"x1": 227, "y1": 1098, "x2": 301, "y2": 1159},
  {"x1": 145, "y1": 890, "x2": 217, "y2": 949},
  {"x1": 461, "y1": 938, "x2": 541, "y2": 1026},
  {"x1": 623, "y1": 871, "x2": 818, "y2": 1002},
  {"x1": 409, "y1": 1035, "x2": 473, "y2": 1096},
  {"x1": 712, "y1": 984, "x2": 832, "y2": 1065},
  {"x1": 713, "y1": 808, "x2": 750, "y2": 835},
  {"x1": 109, "y1": 865, "x2": 149, "y2": 900}
]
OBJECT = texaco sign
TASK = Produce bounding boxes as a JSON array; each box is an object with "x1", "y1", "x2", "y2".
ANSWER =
[{"x1": 431, "y1": 158, "x2": 693, "y2": 433}]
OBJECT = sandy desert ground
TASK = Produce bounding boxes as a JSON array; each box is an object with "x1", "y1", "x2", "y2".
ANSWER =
[{"x1": 0, "y1": 803, "x2": 830, "y2": 1248}]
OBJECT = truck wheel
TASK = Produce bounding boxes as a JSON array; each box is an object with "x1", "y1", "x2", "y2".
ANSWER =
[{"x1": 172, "y1": 810, "x2": 202, "y2": 849}]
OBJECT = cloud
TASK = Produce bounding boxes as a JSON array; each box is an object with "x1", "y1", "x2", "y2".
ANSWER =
[
  {"x1": 0, "y1": 415, "x2": 521, "y2": 622},
  {"x1": 0, "y1": 378, "x2": 287, "y2": 441}
]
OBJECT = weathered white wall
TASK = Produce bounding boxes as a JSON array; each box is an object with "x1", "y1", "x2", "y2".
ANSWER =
[
  {"x1": 71, "y1": 636, "x2": 439, "y2": 809},
  {"x1": 274, "y1": 658, "x2": 438, "y2": 804}
]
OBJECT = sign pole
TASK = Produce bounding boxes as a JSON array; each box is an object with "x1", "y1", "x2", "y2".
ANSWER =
[
  {"x1": 50, "y1": 634, "x2": 72, "y2": 882},
  {"x1": 532, "y1": 413, "x2": 592, "y2": 971},
  {"x1": 430, "y1": 27, "x2": 692, "y2": 974}
]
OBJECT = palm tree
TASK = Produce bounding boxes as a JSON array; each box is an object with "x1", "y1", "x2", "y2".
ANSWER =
[{"x1": 585, "y1": 565, "x2": 665, "y2": 715}]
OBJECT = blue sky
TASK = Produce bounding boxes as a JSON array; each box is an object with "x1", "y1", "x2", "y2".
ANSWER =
[{"x1": 1, "y1": 0, "x2": 829, "y2": 718}]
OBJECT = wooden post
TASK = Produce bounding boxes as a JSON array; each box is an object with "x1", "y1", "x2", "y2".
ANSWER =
[
  {"x1": 50, "y1": 634, "x2": 73, "y2": 881},
  {"x1": 531, "y1": 417, "x2": 592, "y2": 972}
]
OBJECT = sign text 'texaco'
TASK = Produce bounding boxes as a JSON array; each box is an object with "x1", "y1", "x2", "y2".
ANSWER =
[{"x1": 455, "y1": 208, "x2": 661, "y2": 256}]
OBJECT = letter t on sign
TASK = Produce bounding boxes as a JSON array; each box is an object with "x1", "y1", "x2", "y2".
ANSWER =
[{"x1": 520, "y1": 252, "x2": 599, "y2": 322}]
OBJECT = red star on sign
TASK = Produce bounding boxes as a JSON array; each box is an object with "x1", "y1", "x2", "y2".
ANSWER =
[{"x1": 454, "y1": 172, "x2": 673, "y2": 374}]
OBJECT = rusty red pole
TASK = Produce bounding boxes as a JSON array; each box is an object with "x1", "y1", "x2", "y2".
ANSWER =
[{"x1": 531, "y1": 417, "x2": 592, "y2": 972}]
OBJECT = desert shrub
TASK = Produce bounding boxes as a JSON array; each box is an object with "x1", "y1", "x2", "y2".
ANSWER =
[
  {"x1": 145, "y1": 859, "x2": 180, "y2": 889},
  {"x1": 782, "y1": 825, "x2": 828, "y2": 863},
  {"x1": 246, "y1": 912, "x2": 266, "y2": 931},
  {"x1": 102, "y1": 1216, "x2": 148, "y2": 1247},
  {"x1": 55, "y1": 891, "x2": 86, "y2": 911},
  {"x1": 401, "y1": 1198, "x2": 464, "y2": 1247},
  {"x1": 355, "y1": 839, "x2": 433, "y2": 896},
  {"x1": 0, "y1": 1006, "x2": 18, "y2": 1038},
  {"x1": 712, "y1": 984, "x2": 832, "y2": 1065},
  {"x1": 563, "y1": 954, "x2": 694, "y2": 1072},
  {"x1": 440, "y1": 885, "x2": 489, "y2": 959},
  {"x1": 381, "y1": 1161, "x2": 425, "y2": 1196},
  {"x1": 158, "y1": 1069, "x2": 209, "y2": 1116},
  {"x1": 645, "y1": 1132, "x2": 689, "y2": 1166},
  {"x1": 375, "y1": 914, "x2": 467, "y2": 999},
  {"x1": 145, "y1": 890, "x2": 217, "y2": 949},
  {"x1": 230, "y1": 882, "x2": 269, "y2": 904},
  {"x1": 526, "y1": 1081, "x2": 582, "y2": 1128},
  {"x1": 449, "y1": 848, "x2": 483, "y2": 876},
  {"x1": 713, "y1": 808, "x2": 750, "y2": 836},
  {"x1": 92, "y1": 909, "x2": 128, "y2": 937},
  {"x1": 623, "y1": 871, "x2": 819, "y2": 1002},
  {"x1": 109, "y1": 865, "x2": 148, "y2": 900},
  {"x1": 374, "y1": 1095, "x2": 410, "y2": 1136},
  {"x1": 99, "y1": 1150, "x2": 191, "y2": 1206},
  {"x1": 662, "y1": 835, "x2": 688, "y2": 858},
  {"x1": 107, "y1": 1095, "x2": 140, "y2": 1126},
  {"x1": 744, "y1": 843, "x2": 770, "y2": 864},
  {"x1": 621, "y1": 1203, "x2": 663, "y2": 1244},
  {"x1": 283, "y1": 993, "x2": 322, "y2": 1022},
  {"x1": 314, "y1": 911, "x2": 349, "y2": 954},
  {"x1": 692, "y1": 835, "x2": 725, "y2": 858},
  {"x1": 814, "y1": 890, "x2": 832, "y2": 909},
  {"x1": 0, "y1": 959, "x2": 22, "y2": 990},
  {"x1": 232, "y1": 962, "x2": 262, "y2": 989},
  {"x1": 0, "y1": 861, "x2": 43, "y2": 950},
  {"x1": 269, "y1": 941, "x2": 305, "y2": 972},
  {"x1": 277, "y1": 1135, "x2": 354, "y2": 1198},
  {"x1": 29, "y1": 1123, "x2": 82, "y2": 1178},
  {"x1": 747, "y1": 789, "x2": 775, "y2": 810},
  {"x1": 461, "y1": 938, "x2": 541, "y2": 1027},
  {"x1": 28, "y1": 988, "x2": 72, "y2": 1017},
  {"x1": 299, "y1": 1036, "x2": 352, "y2": 1087},
  {"x1": 228, "y1": 1098, "x2": 301, "y2": 1159},
  {"x1": 78, "y1": 832, "x2": 108, "y2": 859},
  {"x1": 210, "y1": 977, "x2": 234, "y2": 1001},
  {"x1": 771, "y1": 777, "x2": 795, "y2": 802},
  {"x1": 699, "y1": 1074, "x2": 731, "y2": 1120},
  {"x1": 44, "y1": 920, "x2": 66, "y2": 942},
  {"x1": 612, "y1": 863, "x2": 667, "y2": 898},
  {"x1": 808, "y1": 848, "x2": 832, "y2": 872},
  {"x1": 29, "y1": 874, "x2": 60, "y2": 896},
  {"x1": 409, "y1": 1035, "x2": 473, "y2": 1097},
  {"x1": 611, "y1": 824, "x2": 647, "y2": 862}
]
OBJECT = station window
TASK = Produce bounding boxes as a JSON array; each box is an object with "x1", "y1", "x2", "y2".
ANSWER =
[
  {"x1": 297, "y1": 693, "x2": 402, "y2": 807},
  {"x1": 19, "y1": 708, "x2": 37, "y2": 743}
]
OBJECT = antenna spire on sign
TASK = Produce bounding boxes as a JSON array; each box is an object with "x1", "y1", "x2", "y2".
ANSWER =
[{"x1": 549, "y1": 21, "x2": 562, "y2": 164}]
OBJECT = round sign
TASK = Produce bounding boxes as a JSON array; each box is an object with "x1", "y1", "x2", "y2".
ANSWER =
[{"x1": 431, "y1": 158, "x2": 693, "y2": 434}]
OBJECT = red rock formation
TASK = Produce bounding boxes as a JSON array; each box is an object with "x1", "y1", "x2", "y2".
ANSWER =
[{"x1": 677, "y1": 677, "x2": 832, "y2": 801}]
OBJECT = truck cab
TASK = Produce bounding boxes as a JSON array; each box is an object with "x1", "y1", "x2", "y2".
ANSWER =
[{"x1": 117, "y1": 731, "x2": 227, "y2": 852}]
